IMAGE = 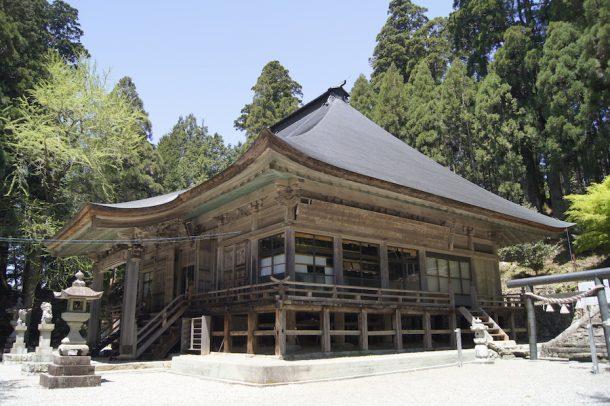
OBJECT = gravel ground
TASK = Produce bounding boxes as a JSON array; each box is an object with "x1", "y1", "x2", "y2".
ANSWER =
[{"x1": 1, "y1": 359, "x2": 608, "y2": 406}]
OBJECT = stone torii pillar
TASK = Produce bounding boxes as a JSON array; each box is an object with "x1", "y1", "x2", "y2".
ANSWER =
[{"x1": 119, "y1": 247, "x2": 142, "y2": 359}]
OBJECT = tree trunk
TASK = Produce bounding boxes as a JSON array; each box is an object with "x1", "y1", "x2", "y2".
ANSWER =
[
  {"x1": 522, "y1": 147, "x2": 544, "y2": 211},
  {"x1": 0, "y1": 241, "x2": 8, "y2": 292},
  {"x1": 21, "y1": 246, "x2": 41, "y2": 308},
  {"x1": 547, "y1": 165, "x2": 566, "y2": 219}
]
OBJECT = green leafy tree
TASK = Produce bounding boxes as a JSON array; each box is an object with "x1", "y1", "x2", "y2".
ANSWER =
[
  {"x1": 0, "y1": 0, "x2": 86, "y2": 106},
  {"x1": 474, "y1": 71, "x2": 527, "y2": 202},
  {"x1": 448, "y1": 0, "x2": 510, "y2": 77},
  {"x1": 371, "y1": 64, "x2": 408, "y2": 141},
  {"x1": 234, "y1": 61, "x2": 302, "y2": 144},
  {"x1": 566, "y1": 176, "x2": 610, "y2": 254},
  {"x1": 3, "y1": 52, "x2": 151, "y2": 303},
  {"x1": 438, "y1": 59, "x2": 478, "y2": 179},
  {"x1": 349, "y1": 74, "x2": 376, "y2": 120},
  {"x1": 536, "y1": 21, "x2": 587, "y2": 218},
  {"x1": 158, "y1": 114, "x2": 236, "y2": 192},
  {"x1": 499, "y1": 240, "x2": 558, "y2": 275},
  {"x1": 372, "y1": 0, "x2": 449, "y2": 82},
  {"x1": 0, "y1": 0, "x2": 87, "y2": 293},
  {"x1": 404, "y1": 61, "x2": 443, "y2": 163},
  {"x1": 110, "y1": 77, "x2": 163, "y2": 202},
  {"x1": 491, "y1": 25, "x2": 545, "y2": 210},
  {"x1": 113, "y1": 76, "x2": 153, "y2": 140}
]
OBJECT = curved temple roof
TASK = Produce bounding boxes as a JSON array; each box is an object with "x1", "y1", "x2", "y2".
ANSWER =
[
  {"x1": 271, "y1": 87, "x2": 571, "y2": 230},
  {"x1": 52, "y1": 85, "x2": 571, "y2": 253}
]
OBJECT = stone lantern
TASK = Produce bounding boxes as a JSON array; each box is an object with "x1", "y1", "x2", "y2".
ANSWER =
[
  {"x1": 54, "y1": 270, "x2": 103, "y2": 356},
  {"x1": 470, "y1": 317, "x2": 493, "y2": 364},
  {"x1": 40, "y1": 270, "x2": 103, "y2": 389}
]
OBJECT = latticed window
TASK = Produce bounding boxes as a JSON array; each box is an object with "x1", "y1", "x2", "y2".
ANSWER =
[
  {"x1": 295, "y1": 233, "x2": 334, "y2": 284},
  {"x1": 342, "y1": 240, "x2": 380, "y2": 287},
  {"x1": 425, "y1": 255, "x2": 471, "y2": 295},
  {"x1": 259, "y1": 233, "x2": 285, "y2": 279},
  {"x1": 388, "y1": 247, "x2": 419, "y2": 290}
]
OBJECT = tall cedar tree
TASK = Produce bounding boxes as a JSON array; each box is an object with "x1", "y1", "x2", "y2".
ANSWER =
[
  {"x1": 110, "y1": 77, "x2": 164, "y2": 202},
  {"x1": 158, "y1": 114, "x2": 236, "y2": 192},
  {"x1": 371, "y1": 0, "x2": 449, "y2": 83},
  {"x1": 371, "y1": 64, "x2": 408, "y2": 141},
  {"x1": 404, "y1": 62, "x2": 443, "y2": 164},
  {"x1": 234, "y1": 61, "x2": 302, "y2": 144},
  {"x1": 438, "y1": 60, "x2": 478, "y2": 180},
  {"x1": 349, "y1": 74, "x2": 376, "y2": 121}
]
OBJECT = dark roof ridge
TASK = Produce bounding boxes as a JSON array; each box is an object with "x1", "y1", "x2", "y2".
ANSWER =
[{"x1": 270, "y1": 84, "x2": 349, "y2": 134}]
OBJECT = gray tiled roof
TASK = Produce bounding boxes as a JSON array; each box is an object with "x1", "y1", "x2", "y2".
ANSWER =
[{"x1": 273, "y1": 89, "x2": 571, "y2": 229}]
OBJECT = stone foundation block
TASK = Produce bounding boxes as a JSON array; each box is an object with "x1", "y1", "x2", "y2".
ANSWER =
[
  {"x1": 48, "y1": 364, "x2": 95, "y2": 376},
  {"x1": 39, "y1": 374, "x2": 101, "y2": 389},
  {"x1": 53, "y1": 355, "x2": 91, "y2": 366}
]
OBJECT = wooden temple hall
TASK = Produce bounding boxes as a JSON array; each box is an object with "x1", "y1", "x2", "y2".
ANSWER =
[{"x1": 48, "y1": 86, "x2": 571, "y2": 359}]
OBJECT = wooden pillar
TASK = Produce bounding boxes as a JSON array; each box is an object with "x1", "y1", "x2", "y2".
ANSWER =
[
  {"x1": 285, "y1": 228, "x2": 295, "y2": 281},
  {"x1": 383, "y1": 313, "x2": 393, "y2": 344},
  {"x1": 247, "y1": 310, "x2": 257, "y2": 355},
  {"x1": 194, "y1": 240, "x2": 201, "y2": 293},
  {"x1": 380, "y1": 243, "x2": 389, "y2": 289},
  {"x1": 321, "y1": 307, "x2": 331, "y2": 353},
  {"x1": 119, "y1": 249, "x2": 141, "y2": 358},
  {"x1": 286, "y1": 310, "x2": 297, "y2": 345},
  {"x1": 333, "y1": 236, "x2": 343, "y2": 285},
  {"x1": 275, "y1": 307, "x2": 286, "y2": 357},
  {"x1": 509, "y1": 310, "x2": 517, "y2": 340},
  {"x1": 335, "y1": 312, "x2": 345, "y2": 345},
  {"x1": 250, "y1": 239, "x2": 258, "y2": 284},
  {"x1": 87, "y1": 267, "x2": 104, "y2": 349},
  {"x1": 223, "y1": 312, "x2": 231, "y2": 353},
  {"x1": 394, "y1": 308, "x2": 403, "y2": 351},
  {"x1": 449, "y1": 311, "x2": 457, "y2": 348},
  {"x1": 419, "y1": 250, "x2": 428, "y2": 291},
  {"x1": 358, "y1": 309, "x2": 368, "y2": 351},
  {"x1": 423, "y1": 311, "x2": 432, "y2": 350}
]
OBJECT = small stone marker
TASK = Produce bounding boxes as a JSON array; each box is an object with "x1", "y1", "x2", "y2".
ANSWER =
[
  {"x1": 40, "y1": 271, "x2": 103, "y2": 389},
  {"x1": 11, "y1": 309, "x2": 28, "y2": 355},
  {"x1": 3, "y1": 305, "x2": 30, "y2": 364},
  {"x1": 35, "y1": 302, "x2": 55, "y2": 361}
]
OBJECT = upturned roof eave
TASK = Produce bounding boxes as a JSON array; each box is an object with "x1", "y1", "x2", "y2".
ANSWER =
[{"x1": 50, "y1": 123, "x2": 572, "y2": 255}]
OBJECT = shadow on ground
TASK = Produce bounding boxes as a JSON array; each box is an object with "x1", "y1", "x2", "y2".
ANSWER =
[{"x1": 0, "y1": 380, "x2": 21, "y2": 402}]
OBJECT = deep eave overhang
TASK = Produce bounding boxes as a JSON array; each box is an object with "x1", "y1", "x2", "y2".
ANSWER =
[{"x1": 50, "y1": 128, "x2": 572, "y2": 255}]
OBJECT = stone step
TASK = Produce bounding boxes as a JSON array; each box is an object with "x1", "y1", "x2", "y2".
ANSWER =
[
  {"x1": 40, "y1": 373, "x2": 101, "y2": 389},
  {"x1": 48, "y1": 364, "x2": 95, "y2": 376},
  {"x1": 53, "y1": 355, "x2": 91, "y2": 366}
]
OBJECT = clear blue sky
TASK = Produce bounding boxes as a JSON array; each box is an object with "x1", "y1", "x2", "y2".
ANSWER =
[{"x1": 69, "y1": 1, "x2": 454, "y2": 146}]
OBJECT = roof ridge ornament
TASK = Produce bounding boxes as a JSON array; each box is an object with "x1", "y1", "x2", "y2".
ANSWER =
[{"x1": 327, "y1": 80, "x2": 349, "y2": 104}]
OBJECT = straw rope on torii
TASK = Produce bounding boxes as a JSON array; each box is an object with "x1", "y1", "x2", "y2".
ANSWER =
[{"x1": 524, "y1": 284, "x2": 605, "y2": 304}]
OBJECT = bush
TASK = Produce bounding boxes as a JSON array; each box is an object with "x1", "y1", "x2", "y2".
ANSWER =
[{"x1": 498, "y1": 240, "x2": 558, "y2": 275}]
